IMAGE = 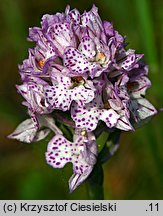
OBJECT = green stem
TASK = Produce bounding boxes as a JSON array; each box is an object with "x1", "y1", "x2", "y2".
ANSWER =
[{"x1": 86, "y1": 163, "x2": 104, "y2": 200}]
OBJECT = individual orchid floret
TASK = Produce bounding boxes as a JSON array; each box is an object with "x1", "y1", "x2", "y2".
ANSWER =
[
  {"x1": 81, "y1": 5, "x2": 103, "y2": 38},
  {"x1": 18, "y1": 48, "x2": 47, "y2": 80},
  {"x1": 71, "y1": 79, "x2": 120, "y2": 131},
  {"x1": 16, "y1": 77, "x2": 50, "y2": 115},
  {"x1": 45, "y1": 72, "x2": 95, "y2": 111},
  {"x1": 46, "y1": 21, "x2": 77, "y2": 56},
  {"x1": 16, "y1": 77, "x2": 54, "y2": 128},
  {"x1": 66, "y1": 6, "x2": 81, "y2": 27},
  {"x1": 103, "y1": 21, "x2": 124, "y2": 48},
  {"x1": 127, "y1": 74, "x2": 157, "y2": 124},
  {"x1": 28, "y1": 27, "x2": 57, "y2": 60},
  {"x1": 106, "y1": 70, "x2": 157, "y2": 129},
  {"x1": 46, "y1": 129, "x2": 97, "y2": 192},
  {"x1": 104, "y1": 80, "x2": 134, "y2": 131},
  {"x1": 63, "y1": 36, "x2": 113, "y2": 78},
  {"x1": 115, "y1": 49, "x2": 144, "y2": 72},
  {"x1": 23, "y1": 28, "x2": 57, "y2": 78}
]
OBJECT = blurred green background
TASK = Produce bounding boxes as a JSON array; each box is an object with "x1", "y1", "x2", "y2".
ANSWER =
[{"x1": 0, "y1": 0, "x2": 163, "y2": 200}]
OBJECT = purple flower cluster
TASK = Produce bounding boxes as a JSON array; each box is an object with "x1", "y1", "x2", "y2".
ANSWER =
[{"x1": 8, "y1": 5, "x2": 157, "y2": 192}]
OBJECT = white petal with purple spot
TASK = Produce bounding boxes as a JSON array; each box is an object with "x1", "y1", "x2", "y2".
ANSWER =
[
  {"x1": 120, "y1": 49, "x2": 144, "y2": 71},
  {"x1": 129, "y1": 76, "x2": 151, "y2": 98},
  {"x1": 71, "y1": 93, "x2": 120, "y2": 131},
  {"x1": 46, "y1": 131, "x2": 97, "y2": 191},
  {"x1": 45, "y1": 72, "x2": 95, "y2": 111},
  {"x1": 78, "y1": 36, "x2": 96, "y2": 59},
  {"x1": 100, "y1": 109, "x2": 120, "y2": 128},
  {"x1": 63, "y1": 47, "x2": 98, "y2": 76},
  {"x1": 47, "y1": 23, "x2": 77, "y2": 55},
  {"x1": 67, "y1": 9, "x2": 81, "y2": 26}
]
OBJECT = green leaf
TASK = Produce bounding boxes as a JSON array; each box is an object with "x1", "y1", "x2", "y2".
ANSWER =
[
  {"x1": 96, "y1": 131, "x2": 110, "y2": 152},
  {"x1": 98, "y1": 130, "x2": 121, "y2": 164}
]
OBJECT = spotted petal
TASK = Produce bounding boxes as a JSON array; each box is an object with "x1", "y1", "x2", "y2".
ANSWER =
[
  {"x1": 129, "y1": 76, "x2": 151, "y2": 98},
  {"x1": 78, "y1": 36, "x2": 96, "y2": 59},
  {"x1": 28, "y1": 28, "x2": 56, "y2": 61},
  {"x1": 16, "y1": 79, "x2": 50, "y2": 115},
  {"x1": 71, "y1": 92, "x2": 119, "y2": 131},
  {"x1": 81, "y1": 5, "x2": 103, "y2": 38},
  {"x1": 119, "y1": 49, "x2": 144, "y2": 71},
  {"x1": 47, "y1": 22, "x2": 77, "y2": 55},
  {"x1": 64, "y1": 47, "x2": 97, "y2": 75},
  {"x1": 45, "y1": 75, "x2": 95, "y2": 111},
  {"x1": 46, "y1": 130, "x2": 97, "y2": 192},
  {"x1": 41, "y1": 13, "x2": 66, "y2": 31},
  {"x1": 67, "y1": 8, "x2": 81, "y2": 26}
]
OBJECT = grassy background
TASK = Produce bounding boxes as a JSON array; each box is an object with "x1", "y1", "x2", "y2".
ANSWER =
[{"x1": 0, "y1": 0, "x2": 163, "y2": 199}]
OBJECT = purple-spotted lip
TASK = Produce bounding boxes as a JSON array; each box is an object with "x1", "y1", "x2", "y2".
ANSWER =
[{"x1": 45, "y1": 129, "x2": 97, "y2": 192}]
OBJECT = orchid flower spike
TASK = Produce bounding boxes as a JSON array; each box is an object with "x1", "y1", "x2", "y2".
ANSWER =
[{"x1": 8, "y1": 5, "x2": 157, "y2": 192}]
